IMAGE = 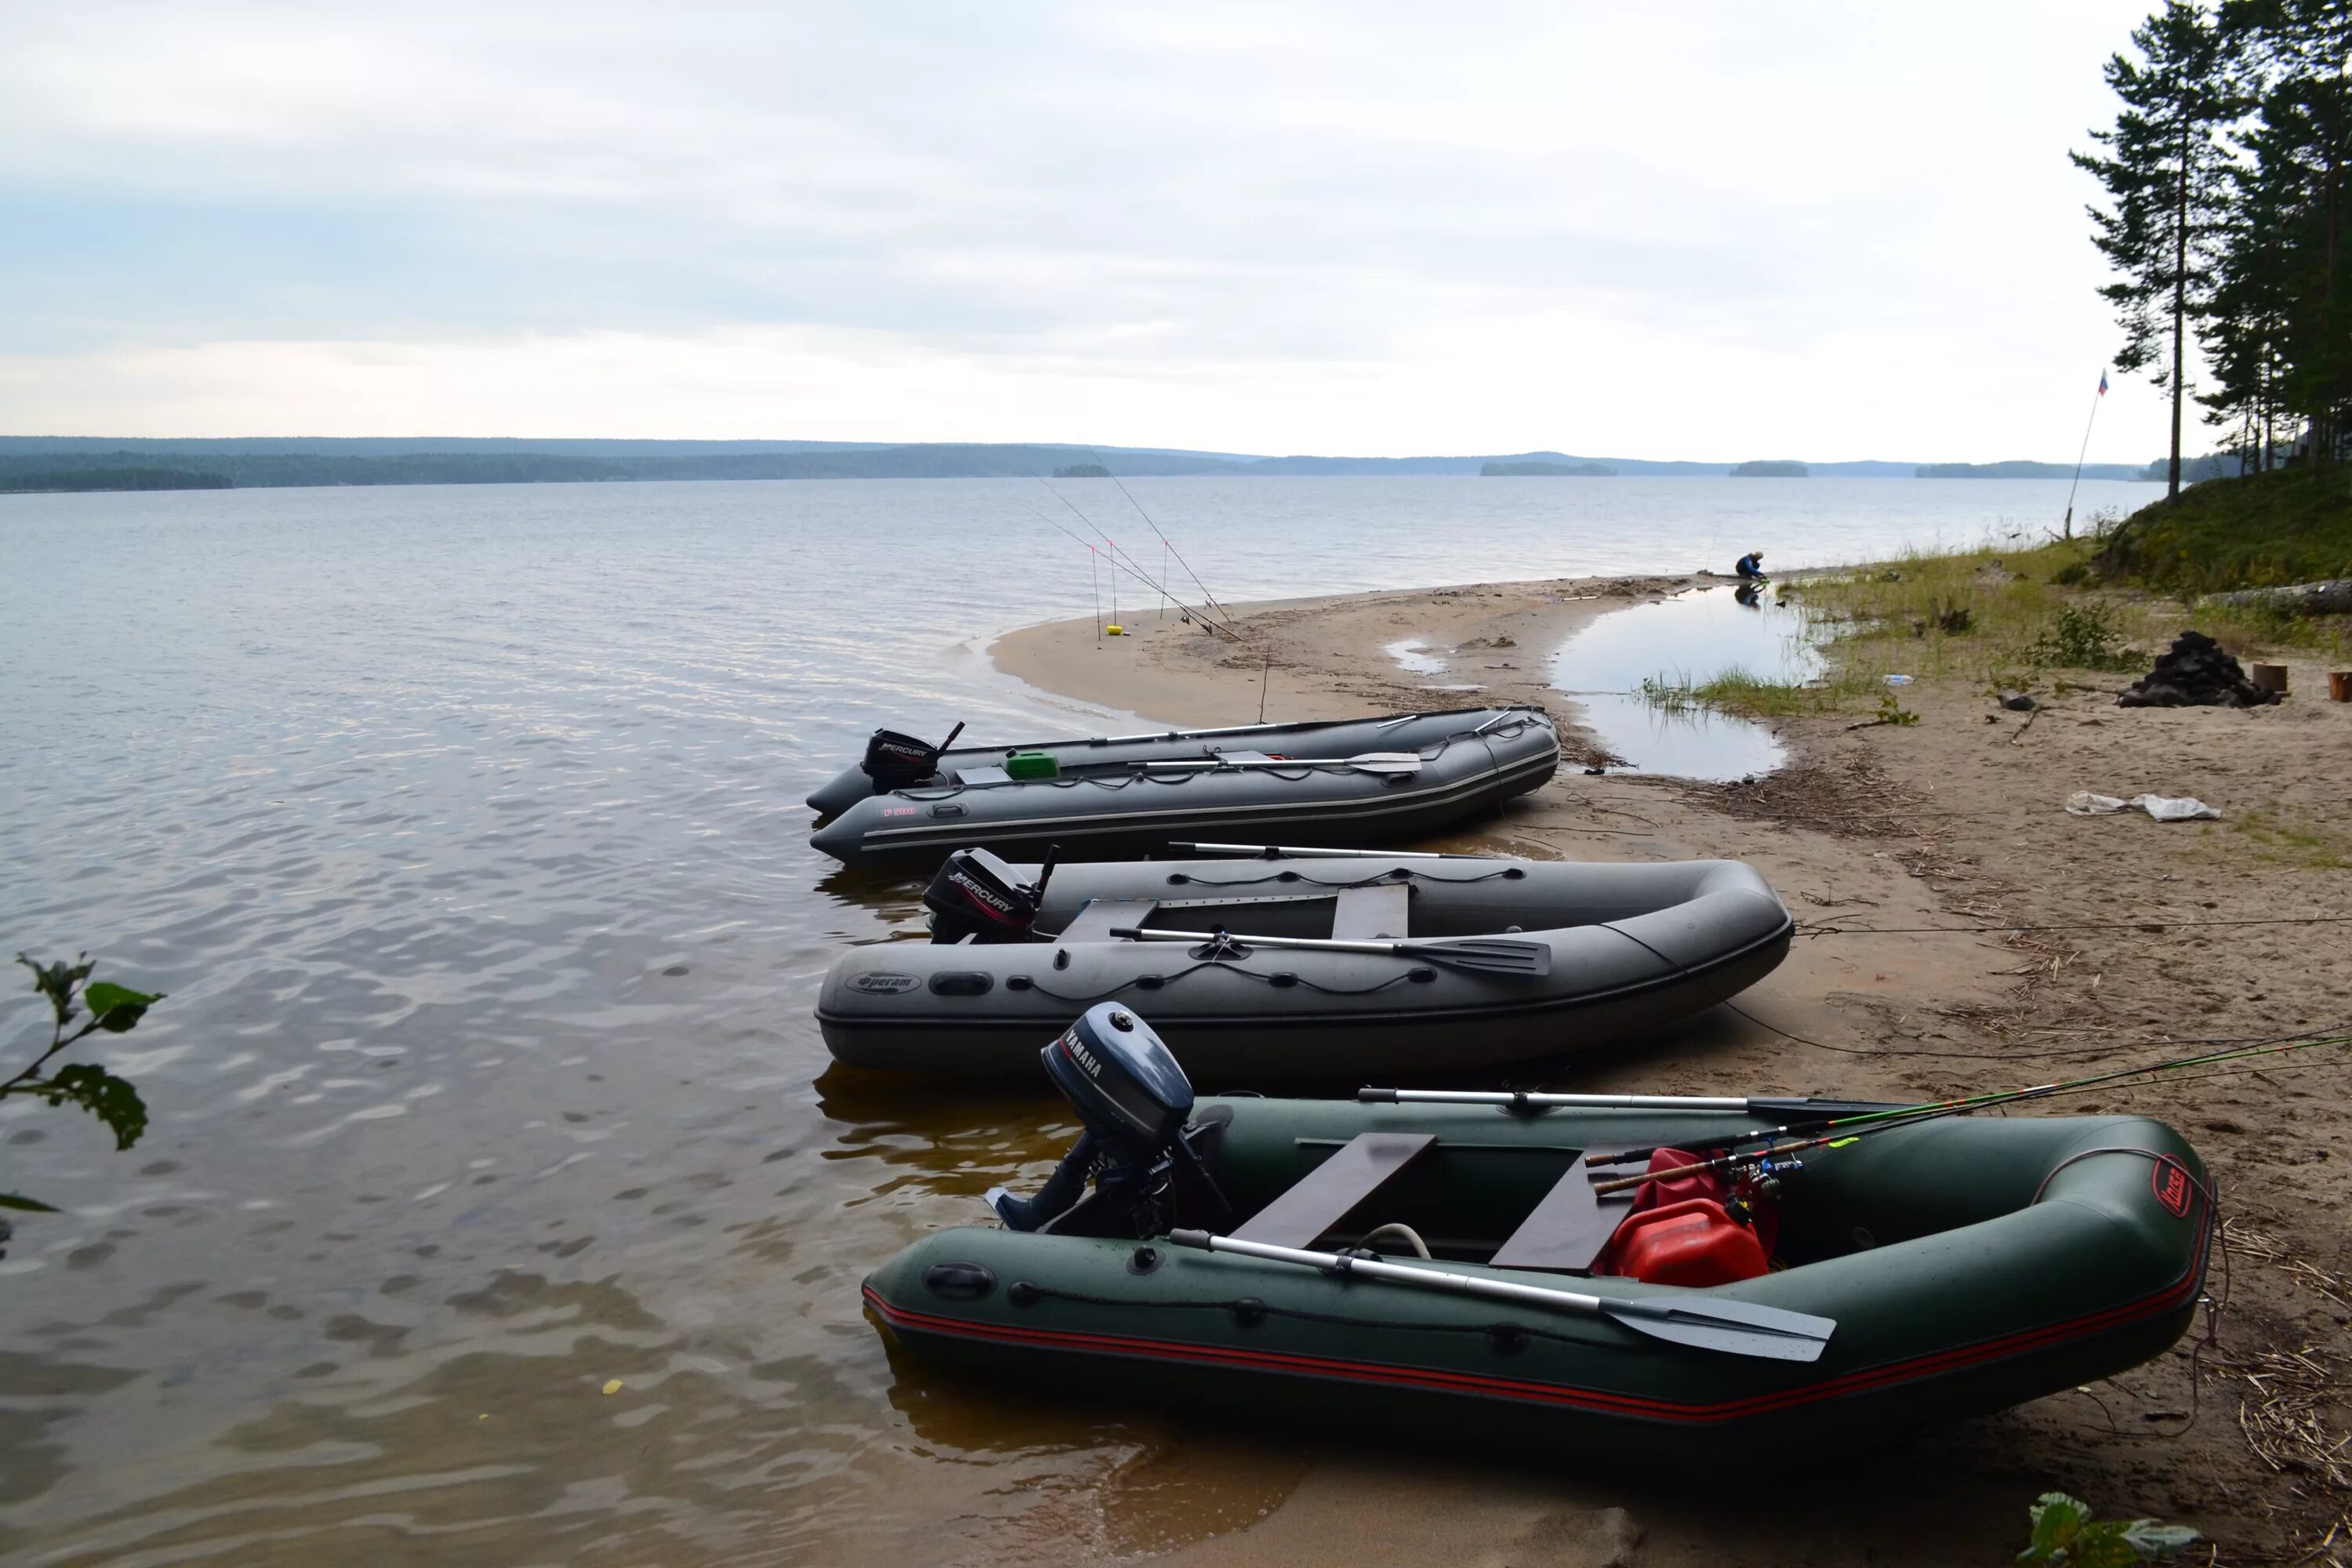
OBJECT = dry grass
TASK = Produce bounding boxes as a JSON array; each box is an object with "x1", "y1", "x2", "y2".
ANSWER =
[
  {"x1": 1648, "y1": 535, "x2": 2352, "y2": 722},
  {"x1": 2214, "y1": 1222, "x2": 2352, "y2": 1515}
]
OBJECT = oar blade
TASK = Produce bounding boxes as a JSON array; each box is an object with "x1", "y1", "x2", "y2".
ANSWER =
[
  {"x1": 1606, "y1": 1295, "x2": 1836, "y2": 1363},
  {"x1": 1404, "y1": 938, "x2": 1553, "y2": 977}
]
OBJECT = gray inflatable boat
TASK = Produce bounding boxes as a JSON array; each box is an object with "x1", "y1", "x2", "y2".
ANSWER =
[
  {"x1": 807, "y1": 707, "x2": 1559, "y2": 869},
  {"x1": 817, "y1": 844, "x2": 1794, "y2": 1080}
]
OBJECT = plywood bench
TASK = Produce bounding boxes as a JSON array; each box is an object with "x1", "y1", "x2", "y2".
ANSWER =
[
  {"x1": 1487, "y1": 1151, "x2": 1637, "y2": 1275},
  {"x1": 1231, "y1": 1131, "x2": 1435, "y2": 1247}
]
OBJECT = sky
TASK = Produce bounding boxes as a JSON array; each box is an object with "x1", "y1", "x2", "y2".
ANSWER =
[{"x1": 0, "y1": 2, "x2": 2184, "y2": 461}]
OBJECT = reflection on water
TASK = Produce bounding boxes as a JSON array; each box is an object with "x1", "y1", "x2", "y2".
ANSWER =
[
  {"x1": 1551, "y1": 584, "x2": 1824, "y2": 781},
  {"x1": 0, "y1": 477, "x2": 2147, "y2": 1565}
]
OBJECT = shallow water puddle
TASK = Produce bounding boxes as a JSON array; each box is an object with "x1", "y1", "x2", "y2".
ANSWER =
[
  {"x1": 1550, "y1": 584, "x2": 1824, "y2": 781},
  {"x1": 1381, "y1": 637, "x2": 1486, "y2": 693},
  {"x1": 1382, "y1": 637, "x2": 1447, "y2": 674}
]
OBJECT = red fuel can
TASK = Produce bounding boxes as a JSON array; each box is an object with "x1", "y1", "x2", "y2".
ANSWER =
[{"x1": 1606, "y1": 1197, "x2": 1769, "y2": 1287}]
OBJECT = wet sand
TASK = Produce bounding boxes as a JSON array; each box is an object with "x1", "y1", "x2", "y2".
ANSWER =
[{"x1": 987, "y1": 577, "x2": 2352, "y2": 1566}]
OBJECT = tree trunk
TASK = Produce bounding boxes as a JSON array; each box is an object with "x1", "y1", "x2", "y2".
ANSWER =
[{"x1": 2169, "y1": 114, "x2": 2189, "y2": 503}]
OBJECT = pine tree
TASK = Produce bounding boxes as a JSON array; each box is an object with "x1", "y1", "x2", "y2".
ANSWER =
[
  {"x1": 2074, "y1": 1, "x2": 2241, "y2": 501},
  {"x1": 2220, "y1": 0, "x2": 2351, "y2": 466}
]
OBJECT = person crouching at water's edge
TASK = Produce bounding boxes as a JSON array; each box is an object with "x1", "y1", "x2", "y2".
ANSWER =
[{"x1": 1735, "y1": 549, "x2": 1766, "y2": 580}]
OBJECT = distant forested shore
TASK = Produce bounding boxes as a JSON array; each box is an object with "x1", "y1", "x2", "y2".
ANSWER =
[{"x1": 0, "y1": 437, "x2": 2181, "y2": 493}]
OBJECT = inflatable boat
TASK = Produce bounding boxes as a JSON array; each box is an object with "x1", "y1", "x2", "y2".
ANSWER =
[
  {"x1": 806, "y1": 708, "x2": 1559, "y2": 869},
  {"x1": 865, "y1": 1006, "x2": 2214, "y2": 1464},
  {"x1": 818, "y1": 845, "x2": 1794, "y2": 1080}
]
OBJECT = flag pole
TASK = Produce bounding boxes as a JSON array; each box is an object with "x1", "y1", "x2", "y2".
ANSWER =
[{"x1": 2062, "y1": 369, "x2": 2107, "y2": 540}]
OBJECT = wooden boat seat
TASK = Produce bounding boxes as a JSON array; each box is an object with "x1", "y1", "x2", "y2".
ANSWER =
[
  {"x1": 1076, "y1": 890, "x2": 1345, "y2": 944},
  {"x1": 1232, "y1": 1131, "x2": 1436, "y2": 1247},
  {"x1": 1059, "y1": 899, "x2": 1155, "y2": 942},
  {"x1": 1329, "y1": 881, "x2": 1410, "y2": 940},
  {"x1": 1488, "y1": 1152, "x2": 1638, "y2": 1275}
]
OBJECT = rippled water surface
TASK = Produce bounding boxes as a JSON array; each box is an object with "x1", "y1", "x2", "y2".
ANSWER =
[{"x1": 0, "y1": 476, "x2": 2152, "y2": 1565}]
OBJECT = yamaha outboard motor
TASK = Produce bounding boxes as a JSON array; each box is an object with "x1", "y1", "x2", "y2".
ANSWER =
[
  {"x1": 987, "y1": 1004, "x2": 1233, "y2": 1236},
  {"x1": 860, "y1": 720, "x2": 964, "y2": 793},
  {"x1": 923, "y1": 845, "x2": 1056, "y2": 944}
]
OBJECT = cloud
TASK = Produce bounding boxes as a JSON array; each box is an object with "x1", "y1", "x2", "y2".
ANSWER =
[{"x1": 0, "y1": 1, "x2": 2177, "y2": 457}]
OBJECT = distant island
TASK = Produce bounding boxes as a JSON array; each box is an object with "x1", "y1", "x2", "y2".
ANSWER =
[
  {"x1": 1918, "y1": 460, "x2": 2078, "y2": 479},
  {"x1": 0, "y1": 438, "x2": 2182, "y2": 493},
  {"x1": 1920, "y1": 457, "x2": 2244, "y2": 481},
  {"x1": 1481, "y1": 460, "x2": 1617, "y2": 477},
  {"x1": 1730, "y1": 459, "x2": 1809, "y2": 478}
]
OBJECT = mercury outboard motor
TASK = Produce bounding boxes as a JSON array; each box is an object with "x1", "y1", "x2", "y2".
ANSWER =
[
  {"x1": 860, "y1": 720, "x2": 964, "y2": 793},
  {"x1": 922, "y1": 845, "x2": 1057, "y2": 944},
  {"x1": 987, "y1": 1004, "x2": 1233, "y2": 1236}
]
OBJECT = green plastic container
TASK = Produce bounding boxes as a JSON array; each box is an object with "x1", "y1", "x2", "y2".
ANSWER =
[{"x1": 1004, "y1": 751, "x2": 1060, "y2": 780}]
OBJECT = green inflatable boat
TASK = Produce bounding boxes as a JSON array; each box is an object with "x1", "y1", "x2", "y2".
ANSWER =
[{"x1": 865, "y1": 1006, "x2": 2212, "y2": 1462}]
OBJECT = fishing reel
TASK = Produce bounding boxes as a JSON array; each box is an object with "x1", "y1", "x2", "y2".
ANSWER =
[
  {"x1": 923, "y1": 846, "x2": 1057, "y2": 944},
  {"x1": 987, "y1": 1003, "x2": 1233, "y2": 1238},
  {"x1": 860, "y1": 720, "x2": 964, "y2": 793}
]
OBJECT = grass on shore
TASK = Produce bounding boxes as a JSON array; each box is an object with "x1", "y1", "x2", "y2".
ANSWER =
[
  {"x1": 2103, "y1": 467, "x2": 2352, "y2": 593},
  {"x1": 1638, "y1": 526, "x2": 2352, "y2": 722}
]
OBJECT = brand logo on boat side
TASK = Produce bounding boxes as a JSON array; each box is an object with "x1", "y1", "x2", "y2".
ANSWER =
[
  {"x1": 2151, "y1": 1157, "x2": 2192, "y2": 1218},
  {"x1": 848, "y1": 972, "x2": 920, "y2": 994}
]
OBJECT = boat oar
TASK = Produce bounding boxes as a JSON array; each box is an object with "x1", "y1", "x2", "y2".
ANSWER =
[
  {"x1": 1136, "y1": 751, "x2": 1423, "y2": 775},
  {"x1": 1111, "y1": 926, "x2": 1552, "y2": 977},
  {"x1": 1167, "y1": 1229, "x2": 1835, "y2": 1363}
]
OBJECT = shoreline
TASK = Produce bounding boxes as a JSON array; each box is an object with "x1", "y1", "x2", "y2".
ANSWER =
[{"x1": 989, "y1": 571, "x2": 2352, "y2": 1566}]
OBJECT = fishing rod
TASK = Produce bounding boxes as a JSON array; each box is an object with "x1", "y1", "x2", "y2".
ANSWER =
[
  {"x1": 1022, "y1": 502, "x2": 1207, "y2": 622},
  {"x1": 1106, "y1": 472, "x2": 1236, "y2": 632},
  {"x1": 1035, "y1": 479, "x2": 1214, "y2": 625},
  {"x1": 1028, "y1": 489, "x2": 1241, "y2": 640},
  {"x1": 1585, "y1": 1029, "x2": 2352, "y2": 1197}
]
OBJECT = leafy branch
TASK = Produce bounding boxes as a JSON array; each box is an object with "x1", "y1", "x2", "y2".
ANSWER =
[
  {"x1": 2019, "y1": 1492, "x2": 2200, "y2": 1566},
  {"x1": 4, "y1": 953, "x2": 162, "y2": 1219}
]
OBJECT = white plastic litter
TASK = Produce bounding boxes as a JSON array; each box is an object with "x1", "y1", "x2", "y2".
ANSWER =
[
  {"x1": 2064, "y1": 791, "x2": 2223, "y2": 822},
  {"x1": 1883, "y1": 674, "x2": 1915, "y2": 685}
]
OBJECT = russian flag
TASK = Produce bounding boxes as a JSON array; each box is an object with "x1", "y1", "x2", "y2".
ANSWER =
[{"x1": 2098, "y1": 369, "x2": 2108, "y2": 395}]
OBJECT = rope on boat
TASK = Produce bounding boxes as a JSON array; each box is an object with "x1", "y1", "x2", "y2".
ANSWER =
[
  {"x1": 1004, "y1": 1281, "x2": 1618, "y2": 1349},
  {"x1": 1164, "y1": 867, "x2": 1527, "y2": 889},
  {"x1": 1018, "y1": 957, "x2": 1427, "y2": 1006}
]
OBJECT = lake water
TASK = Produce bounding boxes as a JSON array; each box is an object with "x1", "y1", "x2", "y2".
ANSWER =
[
  {"x1": 1551, "y1": 583, "x2": 1828, "y2": 781},
  {"x1": 0, "y1": 475, "x2": 2152, "y2": 1566}
]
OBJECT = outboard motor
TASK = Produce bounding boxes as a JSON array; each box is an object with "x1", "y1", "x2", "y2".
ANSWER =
[
  {"x1": 987, "y1": 1004, "x2": 1233, "y2": 1236},
  {"x1": 860, "y1": 720, "x2": 964, "y2": 793},
  {"x1": 923, "y1": 846, "x2": 1056, "y2": 944}
]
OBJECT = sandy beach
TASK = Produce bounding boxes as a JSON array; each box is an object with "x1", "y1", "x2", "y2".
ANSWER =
[{"x1": 990, "y1": 576, "x2": 2352, "y2": 1566}]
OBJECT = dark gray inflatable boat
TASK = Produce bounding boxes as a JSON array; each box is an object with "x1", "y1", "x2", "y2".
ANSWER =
[
  {"x1": 807, "y1": 708, "x2": 1559, "y2": 869},
  {"x1": 817, "y1": 845, "x2": 1793, "y2": 1080}
]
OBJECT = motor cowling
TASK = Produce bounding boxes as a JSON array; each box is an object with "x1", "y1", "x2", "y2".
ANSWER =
[
  {"x1": 861, "y1": 727, "x2": 949, "y2": 791},
  {"x1": 989, "y1": 1004, "x2": 1230, "y2": 1236},
  {"x1": 923, "y1": 848, "x2": 1044, "y2": 944},
  {"x1": 1041, "y1": 1003, "x2": 1194, "y2": 1151}
]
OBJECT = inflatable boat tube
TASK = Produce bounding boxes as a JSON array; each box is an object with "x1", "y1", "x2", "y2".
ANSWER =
[
  {"x1": 818, "y1": 852, "x2": 1792, "y2": 1080},
  {"x1": 807, "y1": 708, "x2": 1559, "y2": 869},
  {"x1": 865, "y1": 1095, "x2": 2212, "y2": 1464}
]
